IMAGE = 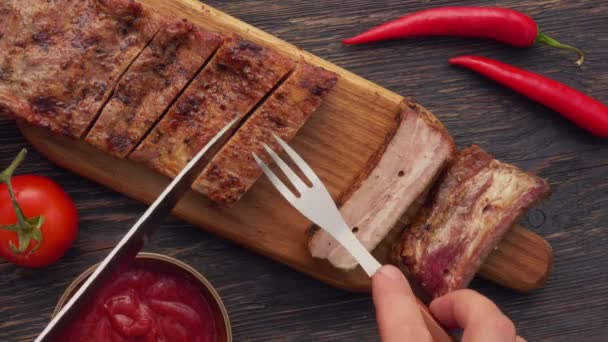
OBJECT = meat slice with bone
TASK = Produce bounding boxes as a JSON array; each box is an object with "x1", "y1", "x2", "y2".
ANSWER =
[
  {"x1": 398, "y1": 145, "x2": 550, "y2": 298},
  {"x1": 130, "y1": 34, "x2": 294, "y2": 178},
  {"x1": 0, "y1": 0, "x2": 161, "y2": 138},
  {"x1": 85, "y1": 19, "x2": 221, "y2": 158},
  {"x1": 193, "y1": 62, "x2": 338, "y2": 206},
  {"x1": 308, "y1": 99, "x2": 456, "y2": 269}
]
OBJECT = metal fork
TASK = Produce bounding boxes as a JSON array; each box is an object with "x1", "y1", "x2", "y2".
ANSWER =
[{"x1": 253, "y1": 135, "x2": 382, "y2": 277}]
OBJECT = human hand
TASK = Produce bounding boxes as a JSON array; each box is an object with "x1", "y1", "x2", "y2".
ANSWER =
[{"x1": 372, "y1": 265, "x2": 525, "y2": 342}]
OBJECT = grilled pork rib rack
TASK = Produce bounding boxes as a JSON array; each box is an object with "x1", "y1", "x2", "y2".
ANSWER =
[
  {"x1": 0, "y1": 0, "x2": 549, "y2": 297},
  {"x1": 0, "y1": 0, "x2": 337, "y2": 206}
]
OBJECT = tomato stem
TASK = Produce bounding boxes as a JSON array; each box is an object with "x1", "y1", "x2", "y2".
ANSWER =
[
  {"x1": 0, "y1": 149, "x2": 28, "y2": 223},
  {"x1": 0, "y1": 149, "x2": 44, "y2": 254},
  {"x1": 536, "y1": 31, "x2": 585, "y2": 66}
]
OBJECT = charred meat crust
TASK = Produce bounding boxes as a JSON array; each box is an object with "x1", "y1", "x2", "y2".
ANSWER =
[
  {"x1": 306, "y1": 99, "x2": 456, "y2": 269},
  {"x1": 0, "y1": 0, "x2": 161, "y2": 138},
  {"x1": 130, "y1": 34, "x2": 295, "y2": 179},
  {"x1": 193, "y1": 62, "x2": 338, "y2": 206},
  {"x1": 399, "y1": 145, "x2": 550, "y2": 297},
  {"x1": 0, "y1": 2, "x2": 19, "y2": 47},
  {"x1": 85, "y1": 19, "x2": 221, "y2": 157}
]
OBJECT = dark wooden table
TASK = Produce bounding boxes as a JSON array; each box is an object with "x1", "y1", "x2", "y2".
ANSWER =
[{"x1": 1, "y1": 1, "x2": 607, "y2": 341}]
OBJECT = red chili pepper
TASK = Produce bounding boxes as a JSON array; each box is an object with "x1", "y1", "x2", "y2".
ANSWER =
[
  {"x1": 449, "y1": 56, "x2": 608, "y2": 138},
  {"x1": 343, "y1": 7, "x2": 585, "y2": 65}
]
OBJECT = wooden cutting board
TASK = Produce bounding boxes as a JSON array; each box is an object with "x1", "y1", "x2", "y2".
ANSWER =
[{"x1": 19, "y1": 0, "x2": 552, "y2": 294}]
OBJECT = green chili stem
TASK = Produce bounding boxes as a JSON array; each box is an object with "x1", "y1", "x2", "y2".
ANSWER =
[{"x1": 536, "y1": 31, "x2": 585, "y2": 66}]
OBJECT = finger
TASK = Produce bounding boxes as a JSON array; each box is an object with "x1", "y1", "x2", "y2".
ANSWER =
[
  {"x1": 372, "y1": 265, "x2": 432, "y2": 342},
  {"x1": 429, "y1": 289, "x2": 516, "y2": 342}
]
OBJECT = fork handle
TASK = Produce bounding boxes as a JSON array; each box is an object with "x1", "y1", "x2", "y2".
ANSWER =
[{"x1": 334, "y1": 228, "x2": 382, "y2": 277}]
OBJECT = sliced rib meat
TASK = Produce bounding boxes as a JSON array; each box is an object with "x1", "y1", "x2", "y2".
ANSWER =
[
  {"x1": 130, "y1": 34, "x2": 294, "y2": 178},
  {"x1": 85, "y1": 19, "x2": 221, "y2": 158},
  {"x1": 0, "y1": 0, "x2": 161, "y2": 138},
  {"x1": 308, "y1": 99, "x2": 455, "y2": 269},
  {"x1": 194, "y1": 62, "x2": 338, "y2": 206},
  {"x1": 398, "y1": 145, "x2": 550, "y2": 298}
]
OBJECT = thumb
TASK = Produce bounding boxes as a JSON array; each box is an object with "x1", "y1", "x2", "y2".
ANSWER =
[{"x1": 372, "y1": 265, "x2": 432, "y2": 342}]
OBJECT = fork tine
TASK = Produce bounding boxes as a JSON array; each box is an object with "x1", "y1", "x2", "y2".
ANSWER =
[
  {"x1": 253, "y1": 153, "x2": 297, "y2": 202},
  {"x1": 273, "y1": 134, "x2": 321, "y2": 185},
  {"x1": 262, "y1": 144, "x2": 309, "y2": 194}
]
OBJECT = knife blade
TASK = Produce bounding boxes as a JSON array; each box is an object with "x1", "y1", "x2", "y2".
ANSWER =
[{"x1": 35, "y1": 119, "x2": 238, "y2": 341}]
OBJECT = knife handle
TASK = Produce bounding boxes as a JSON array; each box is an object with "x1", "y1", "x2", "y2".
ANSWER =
[{"x1": 416, "y1": 299, "x2": 455, "y2": 342}]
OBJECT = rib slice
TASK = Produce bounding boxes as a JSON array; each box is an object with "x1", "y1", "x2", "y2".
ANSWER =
[
  {"x1": 307, "y1": 99, "x2": 455, "y2": 269},
  {"x1": 398, "y1": 145, "x2": 550, "y2": 297},
  {"x1": 0, "y1": 0, "x2": 161, "y2": 138},
  {"x1": 130, "y1": 34, "x2": 294, "y2": 178},
  {"x1": 193, "y1": 63, "x2": 338, "y2": 206},
  {"x1": 85, "y1": 20, "x2": 221, "y2": 158}
]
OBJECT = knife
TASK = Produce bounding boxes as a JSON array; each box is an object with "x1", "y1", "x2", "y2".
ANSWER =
[{"x1": 35, "y1": 119, "x2": 238, "y2": 341}]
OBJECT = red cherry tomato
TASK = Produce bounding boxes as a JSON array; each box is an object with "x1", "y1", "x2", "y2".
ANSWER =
[{"x1": 0, "y1": 151, "x2": 79, "y2": 267}]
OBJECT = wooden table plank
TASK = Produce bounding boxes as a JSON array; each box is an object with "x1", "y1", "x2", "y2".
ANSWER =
[{"x1": 1, "y1": 0, "x2": 607, "y2": 341}]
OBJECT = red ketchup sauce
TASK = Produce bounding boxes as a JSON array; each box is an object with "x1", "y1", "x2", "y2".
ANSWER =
[{"x1": 60, "y1": 265, "x2": 218, "y2": 342}]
